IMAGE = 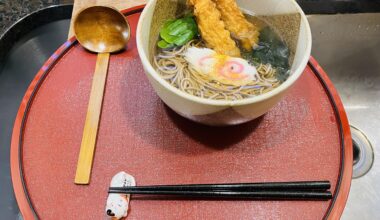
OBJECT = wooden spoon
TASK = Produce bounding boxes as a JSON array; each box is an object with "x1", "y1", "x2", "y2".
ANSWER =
[{"x1": 73, "y1": 6, "x2": 130, "y2": 185}]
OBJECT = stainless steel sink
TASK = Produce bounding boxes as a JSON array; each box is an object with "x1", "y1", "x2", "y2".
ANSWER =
[{"x1": 308, "y1": 13, "x2": 380, "y2": 219}]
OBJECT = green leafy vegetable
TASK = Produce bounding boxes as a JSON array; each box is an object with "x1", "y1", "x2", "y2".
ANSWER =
[{"x1": 157, "y1": 16, "x2": 198, "y2": 49}]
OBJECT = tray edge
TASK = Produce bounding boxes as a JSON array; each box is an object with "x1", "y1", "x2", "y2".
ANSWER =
[{"x1": 309, "y1": 56, "x2": 353, "y2": 220}]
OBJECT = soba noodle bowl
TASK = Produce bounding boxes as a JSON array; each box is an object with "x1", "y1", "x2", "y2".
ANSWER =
[{"x1": 153, "y1": 0, "x2": 290, "y2": 101}]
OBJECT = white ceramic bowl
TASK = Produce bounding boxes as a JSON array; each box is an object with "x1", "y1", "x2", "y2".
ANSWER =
[{"x1": 137, "y1": 0, "x2": 312, "y2": 126}]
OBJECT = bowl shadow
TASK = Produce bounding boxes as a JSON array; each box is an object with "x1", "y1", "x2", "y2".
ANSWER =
[{"x1": 164, "y1": 105, "x2": 264, "y2": 150}]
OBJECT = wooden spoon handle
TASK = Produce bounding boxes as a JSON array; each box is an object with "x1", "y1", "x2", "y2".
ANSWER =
[{"x1": 75, "y1": 53, "x2": 110, "y2": 184}]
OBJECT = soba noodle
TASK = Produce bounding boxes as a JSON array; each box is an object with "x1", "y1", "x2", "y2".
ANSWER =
[{"x1": 154, "y1": 40, "x2": 281, "y2": 101}]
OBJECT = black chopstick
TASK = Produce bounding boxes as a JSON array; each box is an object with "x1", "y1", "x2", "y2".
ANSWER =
[
  {"x1": 109, "y1": 181, "x2": 330, "y2": 192},
  {"x1": 108, "y1": 190, "x2": 332, "y2": 200}
]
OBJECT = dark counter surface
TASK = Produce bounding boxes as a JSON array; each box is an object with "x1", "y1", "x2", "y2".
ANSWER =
[{"x1": 0, "y1": 0, "x2": 73, "y2": 36}]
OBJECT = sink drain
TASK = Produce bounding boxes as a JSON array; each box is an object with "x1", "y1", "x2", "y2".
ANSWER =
[{"x1": 351, "y1": 126, "x2": 374, "y2": 178}]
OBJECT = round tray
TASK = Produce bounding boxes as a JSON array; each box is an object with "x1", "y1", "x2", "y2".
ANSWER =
[{"x1": 11, "y1": 6, "x2": 352, "y2": 220}]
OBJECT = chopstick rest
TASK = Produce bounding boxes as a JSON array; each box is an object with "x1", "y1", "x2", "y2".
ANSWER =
[{"x1": 105, "y1": 172, "x2": 136, "y2": 219}]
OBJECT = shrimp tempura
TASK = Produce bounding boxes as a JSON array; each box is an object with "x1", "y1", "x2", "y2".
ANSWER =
[
  {"x1": 188, "y1": 0, "x2": 241, "y2": 57},
  {"x1": 214, "y1": 0, "x2": 260, "y2": 51}
]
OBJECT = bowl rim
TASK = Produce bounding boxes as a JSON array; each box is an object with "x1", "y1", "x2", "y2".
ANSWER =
[{"x1": 136, "y1": 0, "x2": 312, "y2": 107}]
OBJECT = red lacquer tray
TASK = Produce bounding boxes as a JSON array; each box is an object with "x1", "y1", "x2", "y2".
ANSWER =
[{"x1": 11, "y1": 5, "x2": 352, "y2": 220}]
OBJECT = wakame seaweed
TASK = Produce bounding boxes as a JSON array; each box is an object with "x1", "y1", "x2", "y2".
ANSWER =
[{"x1": 243, "y1": 27, "x2": 290, "y2": 82}]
